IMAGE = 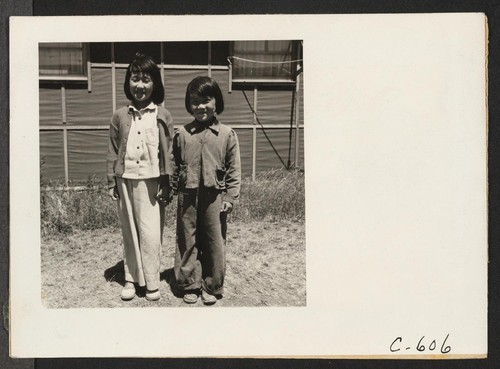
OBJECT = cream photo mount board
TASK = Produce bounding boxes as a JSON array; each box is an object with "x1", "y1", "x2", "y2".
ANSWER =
[{"x1": 10, "y1": 14, "x2": 487, "y2": 358}]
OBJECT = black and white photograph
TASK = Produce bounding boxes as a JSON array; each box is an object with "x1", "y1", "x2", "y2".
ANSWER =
[
  {"x1": 9, "y1": 14, "x2": 488, "y2": 359},
  {"x1": 38, "y1": 40, "x2": 305, "y2": 308}
]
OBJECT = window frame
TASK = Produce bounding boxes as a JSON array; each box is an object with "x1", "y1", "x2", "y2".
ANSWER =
[
  {"x1": 38, "y1": 43, "x2": 90, "y2": 82},
  {"x1": 229, "y1": 40, "x2": 301, "y2": 87}
]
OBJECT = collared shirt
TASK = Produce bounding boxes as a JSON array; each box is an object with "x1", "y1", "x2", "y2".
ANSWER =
[
  {"x1": 107, "y1": 105, "x2": 175, "y2": 189},
  {"x1": 173, "y1": 118, "x2": 241, "y2": 204},
  {"x1": 122, "y1": 103, "x2": 160, "y2": 179}
]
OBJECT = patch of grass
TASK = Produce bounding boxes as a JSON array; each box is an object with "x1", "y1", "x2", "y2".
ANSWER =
[
  {"x1": 40, "y1": 168, "x2": 305, "y2": 237},
  {"x1": 232, "y1": 168, "x2": 305, "y2": 223},
  {"x1": 40, "y1": 177, "x2": 118, "y2": 237}
]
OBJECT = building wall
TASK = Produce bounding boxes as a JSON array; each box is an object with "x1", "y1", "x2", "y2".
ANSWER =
[{"x1": 39, "y1": 50, "x2": 304, "y2": 185}]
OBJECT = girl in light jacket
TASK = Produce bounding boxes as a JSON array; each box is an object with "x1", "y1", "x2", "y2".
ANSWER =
[{"x1": 107, "y1": 53, "x2": 174, "y2": 301}]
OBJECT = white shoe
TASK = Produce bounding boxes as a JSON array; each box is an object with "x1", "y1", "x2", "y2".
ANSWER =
[
  {"x1": 121, "y1": 282, "x2": 136, "y2": 301},
  {"x1": 146, "y1": 289, "x2": 160, "y2": 301},
  {"x1": 201, "y1": 290, "x2": 217, "y2": 305}
]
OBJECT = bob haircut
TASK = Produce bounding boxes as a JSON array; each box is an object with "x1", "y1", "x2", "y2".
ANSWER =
[
  {"x1": 124, "y1": 53, "x2": 164, "y2": 105},
  {"x1": 185, "y1": 76, "x2": 224, "y2": 115}
]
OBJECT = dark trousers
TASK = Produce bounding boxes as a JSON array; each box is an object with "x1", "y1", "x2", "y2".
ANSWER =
[{"x1": 174, "y1": 187, "x2": 227, "y2": 295}]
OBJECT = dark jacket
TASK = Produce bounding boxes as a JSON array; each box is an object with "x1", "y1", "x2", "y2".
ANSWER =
[{"x1": 173, "y1": 118, "x2": 241, "y2": 204}]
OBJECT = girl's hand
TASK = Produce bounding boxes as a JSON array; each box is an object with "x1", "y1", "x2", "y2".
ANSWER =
[
  {"x1": 221, "y1": 201, "x2": 233, "y2": 214},
  {"x1": 156, "y1": 185, "x2": 173, "y2": 205},
  {"x1": 108, "y1": 186, "x2": 120, "y2": 201}
]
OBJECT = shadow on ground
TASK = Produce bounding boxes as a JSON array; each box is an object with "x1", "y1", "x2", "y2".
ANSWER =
[
  {"x1": 160, "y1": 267, "x2": 183, "y2": 298},
  {"x1": 104, "y1": 263, "x2": 182, "y2": 299},
  {"x1": 104, "y1": 261, "x2": 126, "y2": 286}
]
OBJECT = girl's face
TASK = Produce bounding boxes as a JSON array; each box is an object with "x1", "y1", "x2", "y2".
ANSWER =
[
  {"x1": 129, "y1": 72, "x2": 153, "y2": 104},
  {"x1": 190, "y1": 95, "x2": 216, "y2": 122}
]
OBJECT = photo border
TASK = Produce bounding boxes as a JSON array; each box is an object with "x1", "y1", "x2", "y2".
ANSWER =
[{"x1": 3, "y1": 1, "x2": 497, "y2": 368}]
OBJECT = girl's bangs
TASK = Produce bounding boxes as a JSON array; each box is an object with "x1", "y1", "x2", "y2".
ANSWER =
[
  {"x1": 130, "y1": 64, "x2": 147, "y2": 74},
  {"x1": 193, "y1": 85, "x2": 213, "y2": 98}
]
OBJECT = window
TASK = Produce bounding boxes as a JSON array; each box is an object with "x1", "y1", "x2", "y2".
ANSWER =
[
  {"x1": 229, "y1": 40, "x2": 302, "y2": 85},
  {"x1": 39, "y1": 43, "x2": 88, "y2": 81}
]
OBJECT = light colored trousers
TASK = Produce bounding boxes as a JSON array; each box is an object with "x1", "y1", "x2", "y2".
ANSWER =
[{"x1": 117, "y1": 177, "x2": 164, "y2": 291}]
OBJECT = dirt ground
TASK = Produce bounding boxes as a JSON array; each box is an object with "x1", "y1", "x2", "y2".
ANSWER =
[{"x1": 41, "y1": 219, "x2": 306, "y2": 308}]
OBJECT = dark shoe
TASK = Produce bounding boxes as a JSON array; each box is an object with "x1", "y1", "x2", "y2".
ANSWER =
[
  {"x1": 183, "y1": 291, "x2": 199, "y2": 304},
  {"x1": 121, "y1": 282, "x2": 136, "y2": 301},
  {"x1": 201, "y1": 290, "x2": 217, "y2": 305},
  {"x1": 145, "y1": 289, "x2": 160, "y2": 301}
]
